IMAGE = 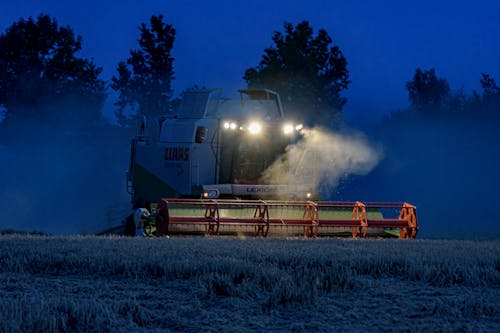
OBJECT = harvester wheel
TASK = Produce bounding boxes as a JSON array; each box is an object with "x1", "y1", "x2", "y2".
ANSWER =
[
  {"x1": 155, "y1": 199, "x2": 170, "y2": 236},
  {"x1": 155, "y1": 214, "x2": 168, "y2": 236},
  {"x1": 124, "y1": 214, "x2": 135, "y2": 237}
]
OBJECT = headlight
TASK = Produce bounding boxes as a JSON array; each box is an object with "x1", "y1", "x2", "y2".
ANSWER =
[
  {"x1": 283, "y1": 123, "x2": 294, "y2": 135},
  {"x1": 223, "y1": 121, "x2": 238, "y2": 130},
  {"x1": 248, "y1": 122, "x2": 262, "y2": 135},
  {"x1": 203, "y1": 189, "x2": 219, "y2": 199},
  {"x1": 295, "y1": 124, "x2": 303, "y2": 131}
]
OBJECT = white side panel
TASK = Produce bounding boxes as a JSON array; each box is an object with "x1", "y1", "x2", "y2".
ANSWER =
[
  {"x1": 190, "y1": 143, "x2": 216, "y2": 186},
  {"x1": 160, "y1": 119, "x2": 195, "y2": 143},
  {"x1": 136, "y1": 118, "x2": 219, "y2": 196},
  {"x1": 135, "y1": 142, "x2": 192, "y2": 195}
]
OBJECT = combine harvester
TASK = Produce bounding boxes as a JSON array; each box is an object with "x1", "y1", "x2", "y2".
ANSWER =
[{"x1": 126, "y1": 89, "x2": 418, "y2": 239}]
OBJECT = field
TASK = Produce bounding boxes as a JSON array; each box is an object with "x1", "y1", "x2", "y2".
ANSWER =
[{"x1": 0, "y1": 236, "x2": 499, "y2": 332}]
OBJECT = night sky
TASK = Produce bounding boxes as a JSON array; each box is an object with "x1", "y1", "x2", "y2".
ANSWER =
[{"x1": 2, "y1": 0, "x2": 499, "y2": 125}]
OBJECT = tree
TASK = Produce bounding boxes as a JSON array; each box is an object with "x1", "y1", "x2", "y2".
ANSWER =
[
  {"x1": 244, "y1": 21, "x2": 349, "y2": 124},
  {"x1": 111, "y1": 15, "x2": 175, "y2": 126},
  {"x1": 406, "y1": 68, "x2": 449, "y2": 111},
  {"x1": 480, "y1": 73, "x2": 499, "y2": 96},
  {"x1": 479, "y1": 73, "x2": 500, "y2": 111},
  {"x1": 0, "y1": 14, "x2": 106, "y2": 125},
  {"x1": 444, "y1": 89, "x2": 470, "y2": 113}
]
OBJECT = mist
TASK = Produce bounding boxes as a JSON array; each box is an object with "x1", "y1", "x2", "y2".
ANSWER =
[
  {"x1": 262, "y1": 127, "x2": 383, "y2": 197},
  {"x1": 338, "y1": 111, "x2": 500, "y2": 239},
  {"x1": 2, "y1": 105, "x2": 498, "y2": 239},
  {"x1": 0, "y1": 115, "x2": 130, "y2": 235}
]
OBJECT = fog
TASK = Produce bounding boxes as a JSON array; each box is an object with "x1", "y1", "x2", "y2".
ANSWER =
[
  {"x1": 0, "y1": 119, "x2": 130, "y2": 234},
  {"x1": 1, "y1": 104, "x2": 499, "y2": 239},
  {"x1": 338, "y1": 112, "x2": 500, "y2": 239},
  {"x1": 0, "y1": 105, "x2": 6, "y2": 122}
]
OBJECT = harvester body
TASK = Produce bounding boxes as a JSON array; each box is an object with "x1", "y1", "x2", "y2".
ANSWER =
[
  {"x1": 126, "y1": 89, "x2": 418, "y2": 239},
  {"x1": 127, "y1": 89, "x2": 309, "y2": 206}
]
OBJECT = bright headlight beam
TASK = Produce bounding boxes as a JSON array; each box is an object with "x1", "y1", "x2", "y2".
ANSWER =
[
  {"x1": 283, "y1": 124, "x2": 294, "y2": 135},
  {"x1": 295, "y1": 124, "x2": 303, "y2": 131},
  {"x1": 248, "y1": 122, "x2": 262, "y2": 134},
  {"x1": 223, "y1": 121, "x2": 238, "y2": 130}
]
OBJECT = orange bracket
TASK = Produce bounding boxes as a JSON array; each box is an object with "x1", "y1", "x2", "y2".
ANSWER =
[{"x1": 351, "y1": 202, "x2": 368, "y2": 238}]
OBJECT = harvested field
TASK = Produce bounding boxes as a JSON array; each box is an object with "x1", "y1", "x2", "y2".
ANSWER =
[{"x1": 0, "y1": 236, "x2": 499, "y2": 332}]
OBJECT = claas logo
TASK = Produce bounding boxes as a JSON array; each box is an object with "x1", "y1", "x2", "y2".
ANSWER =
[{"x1": 164, "y1": 147, "x2": 189, "y2": 161}]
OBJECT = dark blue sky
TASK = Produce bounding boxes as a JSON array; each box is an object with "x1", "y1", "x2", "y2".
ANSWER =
[{"x1": 2, "y1": 0, "x2": 499, "y2": 124}]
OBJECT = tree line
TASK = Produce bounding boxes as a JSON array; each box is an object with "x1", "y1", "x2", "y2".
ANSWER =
[
  {"x1": 0, "y1": 13, "x2": 498, "y2": 134},
  {"x1": 0, "y1": 14, "x2": 349, "y2": 131},
  {"x1": 403, "y1": 68, "x2": 499, "y2": 117}
]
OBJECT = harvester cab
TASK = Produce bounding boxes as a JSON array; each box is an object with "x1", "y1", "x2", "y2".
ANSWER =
[{"x1": 127, "y1": 88, "x2": 310, "y2": 207}]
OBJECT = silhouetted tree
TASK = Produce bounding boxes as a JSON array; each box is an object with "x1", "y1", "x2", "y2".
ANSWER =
[
  {"x1": 0, "y1": 14, "x2": 106, "y2": 125},
  {"x1": 406, "y1": 68, "x2": 449, "y2": 111},
  {"x1": 244, "y1": 21, "x2": 349, "y2": 124},
  {"x1": 111, "y1": 15, "x2": 175, "y2": 126},
  {"x1": 479, "y1": 73, "x2": 500, "y2": 112},
  {"x1": 480, "y1": 73, "x2": 499, "y2": 97},
  {"x1": 444, "y1": 89, "x2": 470, "y2": 113}
]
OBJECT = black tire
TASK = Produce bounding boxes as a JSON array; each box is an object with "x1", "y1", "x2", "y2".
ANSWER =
[{"x1": 124, "y1": 213, "x2": 136, "y2": 237}]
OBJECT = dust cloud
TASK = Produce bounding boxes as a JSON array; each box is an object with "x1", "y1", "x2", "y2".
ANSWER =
[{"x1": 262, "y1": 127, "x2": 383, "y2": 196}]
